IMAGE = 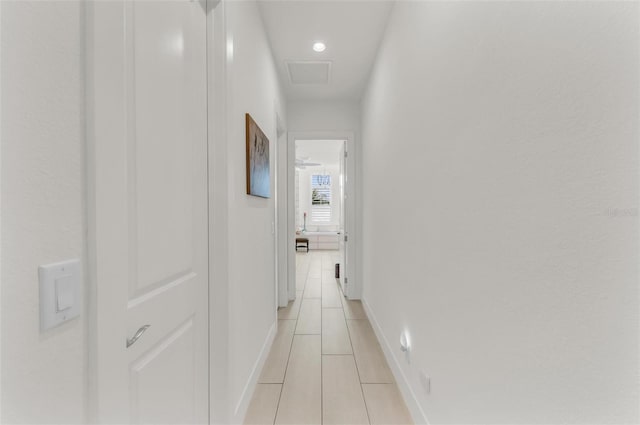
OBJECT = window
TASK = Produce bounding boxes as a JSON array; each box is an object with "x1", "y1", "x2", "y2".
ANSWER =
[{"x1": 311, "y1": 174, "x2": 331, "y2": 222}]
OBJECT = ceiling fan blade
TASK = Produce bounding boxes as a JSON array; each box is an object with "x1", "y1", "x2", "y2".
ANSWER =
[{"x1": 295, "y1": 159, "x2": 322, "y2": 167}]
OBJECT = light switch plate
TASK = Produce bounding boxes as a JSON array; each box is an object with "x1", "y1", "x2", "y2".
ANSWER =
[{"x1": 39, "y1": 259, "x2": 81, "y2": 330}]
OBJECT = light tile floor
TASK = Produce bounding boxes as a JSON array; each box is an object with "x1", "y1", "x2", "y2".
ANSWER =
[{"x1": 245, "y1": 251, "x2": 413, "y2": 425}]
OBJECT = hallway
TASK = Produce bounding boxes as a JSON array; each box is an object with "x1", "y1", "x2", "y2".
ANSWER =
[
  {"x1": 244, "y1": 251, "x2": 413, "y2": 425},
  {"x1": 2, "y1": 1, "x2": 638, "y2": 423}
]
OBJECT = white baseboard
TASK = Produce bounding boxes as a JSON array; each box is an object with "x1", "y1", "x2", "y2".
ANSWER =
[
  {"x1": 361, "y1": 298, "x2": 429, "y2": 425},
  {"x1": 232, "y1": 319, "x2": 277, "y2": 424}
]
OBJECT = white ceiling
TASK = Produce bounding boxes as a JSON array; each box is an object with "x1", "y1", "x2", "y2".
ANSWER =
[
  {"x1": 258, "y1": 1, "x2": 394, "y2": 101},
  {"x1": 296, "y1": 139, "x2": 344, "y2": 166}
]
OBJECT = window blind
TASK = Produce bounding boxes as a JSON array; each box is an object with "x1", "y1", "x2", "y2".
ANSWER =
[{"x1": 311, "y1": 174, "x2": 331, "y2": 222}]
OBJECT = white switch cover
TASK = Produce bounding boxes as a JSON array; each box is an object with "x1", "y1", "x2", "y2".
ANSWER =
[
  {"x1": 55, "y1": 275, "x2": 74, "y2": 311},
  {"x1": 39, "y1": 259, "x2": 81, "y2": 330}
]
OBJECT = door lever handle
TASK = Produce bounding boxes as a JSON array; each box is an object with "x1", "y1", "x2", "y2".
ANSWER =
[{"x1": 126, "y1": 324, "x2": 151, "y2": 348}]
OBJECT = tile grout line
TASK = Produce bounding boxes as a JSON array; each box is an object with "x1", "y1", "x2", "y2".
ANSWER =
[
  {"x1": 273, "y1": 252, "x2": 308, "y2": 424},
  {"x1": 322, "y1": 253, "x2": 340, "y2": 422},
  {"x1": 320, "y1": 253, "x2": 326, "y2": 425},
  {"x1": 272, "y1": 304, "x2": 298, "y2": 424},
  {"x1": 272, "y1": 251, "x2": 352, "y2": 425},
  {"x1": 343, "y1": 291, "x2": 373, "y2": 425},
  {"x1": 323, "y1": 252, "x2": 364, "y2": 425},
  {"x1": 266, "y1": 252, "x2": 406, "y2": 425}
]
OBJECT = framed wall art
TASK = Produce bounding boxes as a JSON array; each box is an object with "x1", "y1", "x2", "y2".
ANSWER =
[{"x1": 245, "y1": 113, "x2": 270, "y2": 198}]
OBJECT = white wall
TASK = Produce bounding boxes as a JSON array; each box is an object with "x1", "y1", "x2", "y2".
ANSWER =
[
  {"x1": 215, "y1": 1, "x2": 286, "y2": 422},
  {"x1": 288, "y1": 100, "x2": 360, "y2": 134},
  {"x1": 1, "y1": 2, "x2": 86, "y2": 423},
  {"x1": 361, "y1": 2, "x2": 639, "y2": 424}
]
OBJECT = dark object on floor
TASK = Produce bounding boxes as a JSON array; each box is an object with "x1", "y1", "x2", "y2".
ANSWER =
[
  {"x1": 335, "y1": 263, "x2": 340, "y2": 279},
  {"x1": 296, "y1": 238, "x2": 309, "y2": 252}
]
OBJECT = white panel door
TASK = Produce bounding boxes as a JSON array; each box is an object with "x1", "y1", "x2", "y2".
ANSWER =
[{"x1": 90, "y1": 1, "x2": 208, "y2": 423}]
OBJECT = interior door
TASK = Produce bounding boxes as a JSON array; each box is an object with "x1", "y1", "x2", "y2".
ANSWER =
[
  {"x1": 90, "y1": 1, "x2": 209, "y2": 423},
  {"x1": 339, "y1": 141, "x2": 348, "y2": 295}
]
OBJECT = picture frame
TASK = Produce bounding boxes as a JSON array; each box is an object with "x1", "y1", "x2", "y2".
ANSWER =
[{"x1": 245, "y1": 113, "x2": 270, "y2": 198}]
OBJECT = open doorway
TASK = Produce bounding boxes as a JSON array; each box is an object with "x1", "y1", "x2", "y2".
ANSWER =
[
  {"x1": 287, "y1": 131, "x2": 360, "y2": 306},
  {"x1": 280, "y1": 131, "x2": 357, "y2": 312},
  {"x1": 293, "y1": 139, "x2": 347, "y2": 301}
]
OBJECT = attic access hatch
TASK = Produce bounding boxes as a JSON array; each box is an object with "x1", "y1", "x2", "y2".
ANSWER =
[{"x1": 286, "y1": 61, "x2": 331, "y2": 84}]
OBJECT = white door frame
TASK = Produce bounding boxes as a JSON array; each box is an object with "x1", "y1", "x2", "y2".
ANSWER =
[
  {"x1": 286, "y1": 131, "x2": 359, "y2": 299},
  {"x1": 206, "y1": 0, "x2": 230, "y2": 423},
  {"x1": 275, "y1": 111, "x2": 288, "y2": 308}
]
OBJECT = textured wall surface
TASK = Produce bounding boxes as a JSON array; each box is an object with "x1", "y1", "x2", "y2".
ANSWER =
[
  {"x1": 361, "y1": 2, "x2": 639, "y2": 423},
  {"x1": 1, "y1": 1, "x2": 86, "y2": 423}
]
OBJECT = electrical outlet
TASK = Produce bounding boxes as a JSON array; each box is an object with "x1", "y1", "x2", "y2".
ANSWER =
[{"x1": 420, "y1": 371, "x2": 431, "y2": 395}]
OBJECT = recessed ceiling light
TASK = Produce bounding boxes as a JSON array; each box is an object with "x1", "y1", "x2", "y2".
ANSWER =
[{"x1": 313, "y1": 42, "x2": 326, "y2": 53}]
